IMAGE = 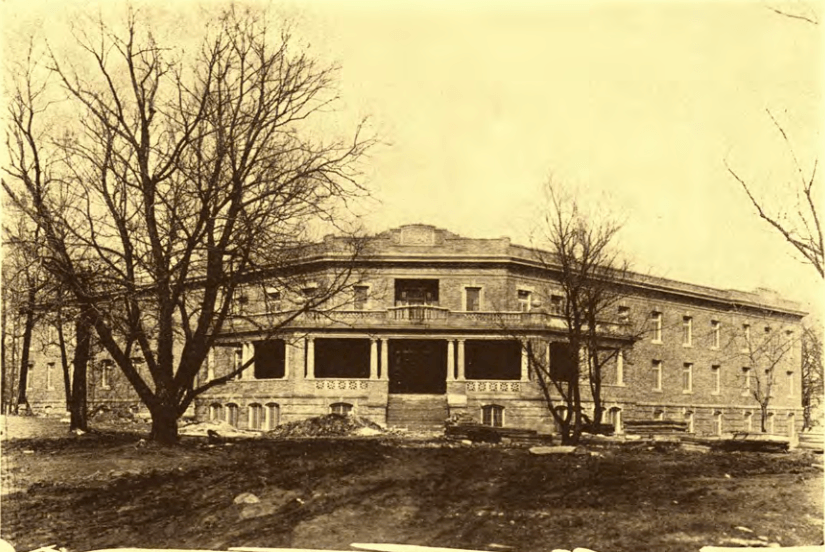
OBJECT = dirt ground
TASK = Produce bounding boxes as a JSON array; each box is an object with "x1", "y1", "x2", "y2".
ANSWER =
[{"x1": 1, "y1": 417, "x2": 823, "y2": 552}]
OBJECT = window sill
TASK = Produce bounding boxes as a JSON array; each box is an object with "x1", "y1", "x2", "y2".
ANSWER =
[
  {"x1": 682, "y1": 390, "x2": 693, "y2": 395},
  {"x1": 682, "y1": 344, "x2": 693, "y2": 348},
  {"x1": 711, "y1": 391, "x2": 720, "y2": 396},
  {"x1": 651, "y1": 340, "x2": 663, "y2": 345},
  {"x1": 652, "y1": 388, "x2": 663, "y2": 393}
]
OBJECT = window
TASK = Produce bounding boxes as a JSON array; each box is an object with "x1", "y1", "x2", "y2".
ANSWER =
[
  {"x1": 330, "y1": 402, "x2": 353, "y2": 416},
  {"x1": 353, "y1": 285, "x2": 369, "y2": 310},
  {"x1": 465, "y1": 287, "x2": 481, "y2": 312},
  {"x1": 742, "y1": 324, "x2": 751, "y2": 351},
  {"x1": 744, "y1": 411, "x2": 753, "y2": 432},
  {"x1": 714, "y1": 411, "x2": 723, "y2": 436},
  {"x1": 682, "y1": 363, "x2": 693, "y2": 393},
  {"x1": 788, "y1": 413, "x2": 796, "y2": 439},
  {"x1": 395, "y1": 279, "x2": 438, "y2": 306},
  {"x1": 481, "y1": 404, "x2": 504, "y2": 427},
  {"x1": 549, "y1": 294, "x2": 564, "y2": 315},
  {"x1": 787, "y1": 371, "x2": 795, "y2": 397},
  {"x1": 101, "y1": 361, "x2": 112, "y2": 389},
  {"x1": 266, "y1": 403, "x2": 280, "y2": 430},
  {"x1": 764, "y1": 325, "x2": 772, "y2": 334},
  {"x1": 608, "y1": 407, "x2": 623, "y2": 434},
  {"x1": 206, "y1": 349, "x2": 215, "y2": 381},
  {"x1": 618, "y1": 306, "x2": 630, "y2": 324},
  {"x1": 711, "y1": 365, "x2": 721, "y2": 395},
  {"x1": 653, "y1": 409, "x2": 664, "y2": 421},
  {"x1": 682, "y1": 316, "x2": 692, "y2": 346},
  {"x1": 209, "y1": 403, "x2": 224, "y2": 421},
  {"x1": 711, "y1": 320, "x2": 720, "y2": 349},
  {"x1": 232, "y1": 293, "x2": 249, "y2": 315},
  {"x1": 684, "y1": 410, "x2": 694, "y2": 433},
  {"x1": 46, "y1": 362, "x2": 55, "y2": 390},
  {"x1": 652, "y1": 360, "x2": 663, "y2": 391},
  {"x1": 264, "y1": 287, "x2": 282, "y2": 311},
  {"x1": 767, "y1": 412, "x2": 775, "y2": 434},
  {"x1": 248, "y1": 404, "x2": 263, "y2": 430},
  {"x1": 226, "y1": 403, "x2": 240, "y2": 427},
  {"x1": 651, "y1": 311, "x2": 662, "y2": 343},
  {"x1": 742, "y1": 367, "x2": 751, "y2": 395},
  {"x1": 25, "y1": 362, "x2": 34, "y2": 391},
  {"x1": 517, "y1": 289, "x2": 532, "y2": 312}
]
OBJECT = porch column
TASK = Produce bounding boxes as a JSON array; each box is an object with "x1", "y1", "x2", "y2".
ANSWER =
[
  {"x1": 283, "y1": 337, "x2": 290, "y2": 379},
  {"x1": 370, "y1": 338, "x2": 379, "y2": 380},
  {"x1": 241, "y1": 342, "x2": 255, "y2": 380},
  {"x1": 380, "y1": 338, "x2": 389, "y2": 380},
  {"x1": 456, "y1": 339, "x2": 466, "y2": 381},
  {"x1": 306, "y1": 337, "x2": 315, "y2": 380},
  {"x1": 447, "y1": 340, "x2": 455, "y2": 381},
  {"x1": 520, "y1": 340, "x2": 530, "y2": 382}
]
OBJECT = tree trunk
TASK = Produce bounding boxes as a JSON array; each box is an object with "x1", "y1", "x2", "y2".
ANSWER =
[
  {"x1": 149, "y1": 401, "x2": 180, "y2": 445},
  {"x1": 56, "y1": 316, "x2": 72, "y2": 411},
  {"x1": 1, "y1": 295, "x2": 8, "y2": 415},
  {"x1": 70, "y1": 308, "x2": 91, "y2": 432},
  {"x1": 760, "y1": 404, "x2": 768, "y2": 433},
  {"x1": 16, "y1": 287, "x2": 36, "y2": 414}
]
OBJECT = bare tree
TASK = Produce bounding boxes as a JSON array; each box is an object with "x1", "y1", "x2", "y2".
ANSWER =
[
  {"x1": 726, "y1": 9, "x2": 821, "y2": 278},
  {"x1": 739, "y1": 324, "x2": 798, "y2": 432},
  {"x1": 801, "y1": 323, "x2": 823, "y2": 429},
  {"x1": 516, "y1": 182, "x2": 637, "y2": 445},
  {"x1": 3, "y1": 6, "x2": 373, "y2": 444}
]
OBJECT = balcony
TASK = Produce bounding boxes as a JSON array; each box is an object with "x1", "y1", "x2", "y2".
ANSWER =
[{"x1": 224, "y1": 307, "x2": 570, "y2": 333}]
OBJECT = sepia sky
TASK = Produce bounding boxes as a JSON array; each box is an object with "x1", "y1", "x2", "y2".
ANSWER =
[{"x1": 3, "y1": 0, "x2": 823, "y2": 313}]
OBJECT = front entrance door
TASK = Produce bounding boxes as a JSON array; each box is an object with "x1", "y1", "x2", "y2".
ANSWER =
[{"x1": 388, "y1": 339, "x2": 447, "y2": 394}]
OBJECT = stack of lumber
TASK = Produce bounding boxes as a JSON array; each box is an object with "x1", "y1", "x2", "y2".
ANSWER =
[
  {"x1": 445, "y1": 423, "x2": 554, "y2": 446},
  {"x1": 623, "y1": 420, "x2": 689, "y2": 436}
]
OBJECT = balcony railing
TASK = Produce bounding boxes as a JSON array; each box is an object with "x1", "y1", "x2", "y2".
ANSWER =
[{"x1": 224, "y1": 308, "x2": 608, "y2": 334}]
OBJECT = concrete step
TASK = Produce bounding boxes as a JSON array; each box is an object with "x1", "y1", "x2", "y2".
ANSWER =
[{"x1": 386, "y1": 394, "x2": 448, "y2": 429}]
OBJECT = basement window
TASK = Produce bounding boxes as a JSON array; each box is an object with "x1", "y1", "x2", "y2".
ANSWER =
[
  {"x1": 330, "y1": 402, "x2": 353, "y2": 416},
  {"x1": 481, "y1": 405, "x2": 504, "y2": 428}
]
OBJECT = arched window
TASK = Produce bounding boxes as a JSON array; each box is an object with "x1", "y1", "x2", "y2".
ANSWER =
[
  {"x1": 481, "y1": 404, "x2": 504, "y2": 428},
  {"x1": 608, "y1": 407, "x2": 623, "y2": 434},
  {"x1": 266, "y1": 403, "x2": 280, "y2": 430},
  {"x1": 787, "y1": 413, "x2": 796, "y2": 438},
  {"x1": 553, "y1": 405, "x2": 567, "y2": 434},
  {"x1": 330, "y1": 402, "x2": 353, "y2": 416},
  {"x1": 767, "y1": 411, "x2": 775, "y2": 434},
  {"x1": 248, "y1": 403, "x2": 263, "y2": 430},
  {"x1": 209, "y1": 403, "x2": 224, "y2": 422},
  {"x1": 684, "y1": 410, "x2": 694, "y2": 433},
  {"x1": 226, "y1": 403, "x2": 240, "y2": 427},
  {"x1": 653, "y1": 409, "x2": 664, "y2": 421}
]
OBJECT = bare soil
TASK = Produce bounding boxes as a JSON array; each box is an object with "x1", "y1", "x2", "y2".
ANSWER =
[{"x1": 1, "y1": 418, "x2": 822, "y2": 552}]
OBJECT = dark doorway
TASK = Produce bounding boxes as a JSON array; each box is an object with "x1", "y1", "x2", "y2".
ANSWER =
[{"x1": 388, "y1": 339, "x2": 447, "y2": 394}]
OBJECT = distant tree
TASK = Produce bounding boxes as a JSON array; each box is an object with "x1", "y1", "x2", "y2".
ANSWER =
[
  {"x1": 3, "y1": 6, "x2": 372, "y2": 444},
  {"x1": 801, "y1": 323, "x2": 823, "y2": 429},
  {"x1": 516, "y1": 181, "x2": 637, "y2": 445}
]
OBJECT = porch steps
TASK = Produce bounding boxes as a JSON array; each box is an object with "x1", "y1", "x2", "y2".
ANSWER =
[{"x1": 386, "y1": 394, "x2": 448, "y2": 431}]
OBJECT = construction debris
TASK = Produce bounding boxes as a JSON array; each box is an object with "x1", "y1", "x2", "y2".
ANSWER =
[{"x1": 266, "y1": 414, "x2": 385, "y2": 438}]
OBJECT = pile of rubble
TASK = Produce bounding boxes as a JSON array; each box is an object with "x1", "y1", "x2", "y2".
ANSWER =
[{"x1": 266, "y1": 414, "x2": 385, "y2": 438}]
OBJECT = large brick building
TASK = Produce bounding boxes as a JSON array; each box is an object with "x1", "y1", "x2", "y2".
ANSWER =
[
  {"x1": 195, "y1": 224, "x2": 806, "y2": 437},
  {"x1": 22, "y1": 224, "x2": 806, "y2": 437}
]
